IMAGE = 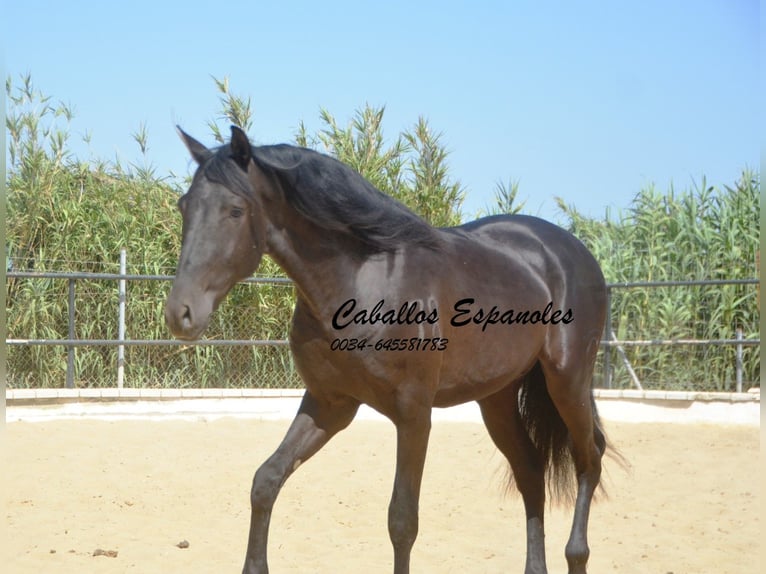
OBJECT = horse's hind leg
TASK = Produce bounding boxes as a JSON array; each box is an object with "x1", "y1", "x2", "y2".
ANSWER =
[
  {"x1": 478, "y1": 382, "x2": 548, "y2": 574},
  {"x1": 243, "y1": 391, "x2": 359, "y2": 574},
  {"x1": 540, "y1": 356, "x2": 605, "y2": 574}
]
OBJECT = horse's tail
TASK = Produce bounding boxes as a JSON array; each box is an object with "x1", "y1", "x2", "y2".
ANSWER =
[{"x1": 516, "y1": 361, "x2": 608, "y2": 505}]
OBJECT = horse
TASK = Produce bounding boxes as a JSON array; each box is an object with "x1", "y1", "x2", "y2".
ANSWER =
[{"x1": 165, "y1": 125, "x2": 610, "y2": 574}]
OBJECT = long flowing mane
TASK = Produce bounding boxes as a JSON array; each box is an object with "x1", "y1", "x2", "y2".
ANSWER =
[
  {"x1": 199, "y1": 143, "x2": 439, "y2": 253},
  {"x1": 251, "y1": 145, "x2": 440, "y2": 253}
]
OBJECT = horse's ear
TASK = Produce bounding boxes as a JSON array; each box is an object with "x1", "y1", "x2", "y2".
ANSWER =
[
  {"x1": 229, "y1": 125, "x2": 252, "y2": 171},
  {"x1": 177, "y1": 126, "x2": 212, "y2": 165}
]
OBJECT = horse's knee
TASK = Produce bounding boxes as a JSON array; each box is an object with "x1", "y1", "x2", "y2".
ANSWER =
[{"x1": 250, "y1": 463, "x2": 282, "y2": 513}]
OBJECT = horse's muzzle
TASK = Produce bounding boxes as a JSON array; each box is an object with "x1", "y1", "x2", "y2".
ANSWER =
[{"x1": 165, "y1": 286, "x2": 214, "y2": 341}]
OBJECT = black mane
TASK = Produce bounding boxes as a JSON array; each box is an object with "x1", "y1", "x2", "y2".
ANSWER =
[{"x1": 203, "y1": 143, "x2": 439, "y2": 254}]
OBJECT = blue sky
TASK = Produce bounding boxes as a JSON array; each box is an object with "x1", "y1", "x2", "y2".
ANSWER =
[{"x1": 4, "y1": 0, "x2": 759, "y2": 224}]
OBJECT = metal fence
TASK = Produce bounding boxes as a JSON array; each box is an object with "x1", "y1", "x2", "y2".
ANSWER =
[
  {"x1": 6, "y1": 267, "x2": 299, "y2": 389},
  {"x1": 6, "y1": 270, "x2": 760, "y2": 392},
  {"x1": 600, "y1": 279, "x2": 759, "y2": 391}
]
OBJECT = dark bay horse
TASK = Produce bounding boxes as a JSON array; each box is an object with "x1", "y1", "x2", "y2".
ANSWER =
[{"x1": 165, "y1": 126, "x2": 609, "y2": 574}]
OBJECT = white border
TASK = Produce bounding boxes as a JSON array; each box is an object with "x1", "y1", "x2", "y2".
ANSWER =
[{"x1": 5, "y1": 388, "x2": 760, "y2": 426}]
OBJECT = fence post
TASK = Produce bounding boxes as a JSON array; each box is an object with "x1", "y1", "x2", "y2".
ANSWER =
[
  {"x1": 603, "y1": 286, "x2": 612, "y2": 388},
  {"x1": 735, "y1": 327, "x2": 743, "y2": 393},
  {"x1": 66, "y1": 278, "x2": 75, "y2": 389},
  {"x1": 610, "y1": 331, "x2": 643, "y2": 391},
  {"x1": 117, "y1": 250, "x2": 126, "y2": 389}
]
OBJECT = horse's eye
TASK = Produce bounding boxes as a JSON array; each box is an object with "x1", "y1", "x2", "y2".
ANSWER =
[{"x1": 230, "y1": 207, "x2": 244, "y2": 219}]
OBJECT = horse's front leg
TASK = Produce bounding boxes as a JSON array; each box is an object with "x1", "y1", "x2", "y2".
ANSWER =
[
  {"x1": 242, "y1": 391, "x2": 359, "y2": 574},
  {"x1": 388, "y1": 393, "x2": 433, "y2": 574}
]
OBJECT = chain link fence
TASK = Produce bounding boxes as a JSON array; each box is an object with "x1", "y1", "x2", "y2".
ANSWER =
[
  {"x1": 6, "y1": 269, "x2": 300, "y2": 389},
  {"x1": 6, "y1": 270, "x2": 760, "y2": 392}
]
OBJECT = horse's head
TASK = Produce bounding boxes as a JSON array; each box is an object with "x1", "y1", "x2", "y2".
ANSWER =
[{"x1": 165, "y1": 126, "x2": 266, "y2": 340}]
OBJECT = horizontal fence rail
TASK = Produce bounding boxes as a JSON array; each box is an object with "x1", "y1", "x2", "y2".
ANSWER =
[
  {"x1": 7, "y1": 339, "x2": 290, "y2": 346},
  {"x1": 605, "y1": 279, "x2": 759, "y2": 288},
  {"x1": 6, "y1": 270, "x2": 293, "y2": 284},
  {"x1": 5, "y1": 270, "x2": 760, "y2": 392},
  {"x1": 601, "y1": 339, "x2": 759, "y2": 347}
]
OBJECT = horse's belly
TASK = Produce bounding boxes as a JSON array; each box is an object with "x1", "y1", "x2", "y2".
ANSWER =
[
  {"x1": 432, "y1": 324, "x2": 545, "y2": 406},
  {"x1": 432, "y1": 376, "x2": 519, "y2": 407}
]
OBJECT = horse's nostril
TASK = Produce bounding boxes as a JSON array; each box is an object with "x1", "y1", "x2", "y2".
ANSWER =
[{"x1": 182, "y1": 305, "x2": 192, "y2": 327}]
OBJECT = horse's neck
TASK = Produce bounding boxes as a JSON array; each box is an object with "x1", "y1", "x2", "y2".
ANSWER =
[{"x1": 263, "y1": 211, "x2": 361, "y2": 320}]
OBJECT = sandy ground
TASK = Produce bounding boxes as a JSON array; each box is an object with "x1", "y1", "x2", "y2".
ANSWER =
[{"x1": 4, "y1": 416, "x2": 760, "y2": 573}]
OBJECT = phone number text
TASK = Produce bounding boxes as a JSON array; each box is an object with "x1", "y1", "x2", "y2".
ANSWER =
[{"x1": 330, "y1": 337, "x2": 448, "y2": 352}]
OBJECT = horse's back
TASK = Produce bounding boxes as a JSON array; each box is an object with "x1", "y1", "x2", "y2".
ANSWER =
[
  {"x1": 442, "y1": 214, "x2": 605, "y2": 298},
  {"x1": 442, "y1": 213, "x2": 607, "y2": 345}
]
